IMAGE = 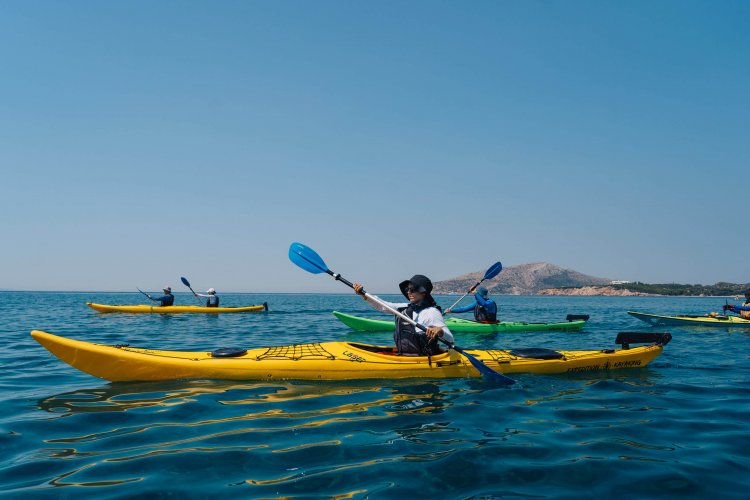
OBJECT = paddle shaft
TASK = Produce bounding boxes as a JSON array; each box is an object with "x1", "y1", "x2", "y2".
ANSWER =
[
  {"x1": 181, "y1": 277, "x2": 204, "y2": 305},
  {"x1": 447, "y1": 279, "x2": 486, "y2": 312},
  {"x1": 137, "y1": 288, "x2": 153, "y2": 300},
  {"x1": 187, "y1": 284, "x2": 203, "y2": 305}
]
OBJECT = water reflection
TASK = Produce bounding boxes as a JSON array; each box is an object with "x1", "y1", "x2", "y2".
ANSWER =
[
  {"x1": 37, "y1": 379, "x2": 462, "y2": 415},
  {"x1": 27, "y1": 373, "x2": 690, "y2": 497},
  {"x1": 27, "y1": 379, "x2": 481, "y2": 493},
  {"x1": 37, "y1": 381, "x2": 291, "y2": 414}
]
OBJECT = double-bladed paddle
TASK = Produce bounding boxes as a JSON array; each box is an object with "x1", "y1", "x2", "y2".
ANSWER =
[
  {"x1": 288, "y1": 242, "x2": 515, "y2": 385},
  {"x1": 445, "y1": 261, "x2": 503, "y2": 312},
  {"x1": 137, "y1": 287, "x2": 153, "y2": 301},
  {"x1": 181, "y1": 277, "x2": 204, "y2": 305}
]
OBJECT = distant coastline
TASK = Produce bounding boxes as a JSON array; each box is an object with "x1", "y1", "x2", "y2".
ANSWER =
[
  {"x1": 538, "y1": 286, "x2": 654, "y2": 296},
  {"x1": 435, "y1": 263, "x2": 749, "y2": 297},
  {"x1": 536, "y1": 285, "x2": 747, "y2": 297}
]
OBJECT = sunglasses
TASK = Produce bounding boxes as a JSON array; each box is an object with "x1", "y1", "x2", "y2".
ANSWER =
[{"x1": 405, "y1": 286, "x2": 424, "y2": 294}]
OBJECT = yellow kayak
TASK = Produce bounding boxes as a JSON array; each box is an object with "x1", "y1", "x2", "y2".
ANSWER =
[
  {"x1": 86, "y1": 302, "x2": 268, "y2": 314},
  {"x1": 31, "y1": 330, "x2": 671, "y2": 382},
  {"x1": 628, "y1": 311, "x2": 750, "y2": 327}
]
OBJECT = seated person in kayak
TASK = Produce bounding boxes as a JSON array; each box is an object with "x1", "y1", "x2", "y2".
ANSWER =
[
  {"x1": 353, "y1": 274, "x2": 454, "y2": 356},
  {"x1": 445, "y1": 285, "x2": 498, "y2": 323},
  {"x1": 146, "y1": 286, "x2": 175, "y2": 307},
  {"x1": 193, "y1": 288, "x2": 219, "y2": 307},
  {"x1": 723, "y1": 289, "x2": 750, "y2": 319}
]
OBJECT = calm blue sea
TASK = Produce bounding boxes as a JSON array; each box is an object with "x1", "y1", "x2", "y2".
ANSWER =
[{"x1": 1, "y1": 292, "x2": 749, "y2": 498}]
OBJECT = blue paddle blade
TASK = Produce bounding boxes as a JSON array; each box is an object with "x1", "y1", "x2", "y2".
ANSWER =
[
  {"x1": 180, "y1": 277, "x2": 191, "y2": 287},
  {"x1": 483, "y1": 261, "x2": 503, "y2": 280},
  {"x1": 455, "y1": 346, "x2": 515, "y2": 385},
  {"x1": 289, "y1": 242, "x2": 330, "y2": 274}
]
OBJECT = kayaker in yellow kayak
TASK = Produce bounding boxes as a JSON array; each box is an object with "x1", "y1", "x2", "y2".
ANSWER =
[
  {"x1": 193, "y1": 288, "x2": 219, "y2": 307},
  {"x1": 144, "y1": 286, "x2": 175, "y2": 306},
  {"x1": 353, "y1": 274, "x2": 454, "y2": 356},
  {"x1": 723, "y1": 289, "x2": 750, "y2": 319},
  {"x1": 445, "y1": 285, "x2": 498, "y2": 323}
]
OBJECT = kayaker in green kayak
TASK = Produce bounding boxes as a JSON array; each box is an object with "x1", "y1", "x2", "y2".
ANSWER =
[
  {"x1": 445, "y1": 285, "x2": 498, "y2": 323},
  {"x1": 193, "y1": 287, "x2": 220, "y2": 307},
  {"x1": 723, "y1": 289, "x2": 750, "y2": 319},
  {"x1": 145, "y1": 286, "x2": 175, "y2": 307},
  {"x1": 353, "y1": 274, "x2": 454, "y2": 356}
]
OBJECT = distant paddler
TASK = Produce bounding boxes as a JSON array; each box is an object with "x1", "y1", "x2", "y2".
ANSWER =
[
  {"x1": 722, "y1": 289, "x2": 750, "y2": 319},
  {"x1": 138, "y1": 286, "x2": 175, "y2": 306},
  {"x1": 445, "y1": 285, "x2": 498, "y2": 323},
  {"x1": 194, "y1": 288, "x2": 220, "y2": 308},
  {"x1": 180, "y1": 277, "x2": 218, "y2": 306}
]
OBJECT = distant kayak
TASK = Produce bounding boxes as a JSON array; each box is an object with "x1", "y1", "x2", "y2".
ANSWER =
[
  {"x1": 628, "y1": 311, "x2": 750, "y2": 327},
  {"x1": 87, "y1": 302, "x2": 268, "y2": 314},
  {"x1": 333, "y1": 311, "x2": 588, "y2": 333},
  {"x1": 30, "y1": 329, "x2": 669, "y2": 382}
]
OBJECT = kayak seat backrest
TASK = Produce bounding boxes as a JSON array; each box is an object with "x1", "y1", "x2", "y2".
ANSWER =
[
  {"x1": 211, "y1": 348, "x2": 248, "y2": 358},
  {"x1": 566, "y1": 314, "x2": 590, "y2": 322},
  {"x1": 615, "y1": 332, "x2": 672, "y2": 350},
  {"x1": 509, "y1": 348, "x2": 564, "y2": 360}
]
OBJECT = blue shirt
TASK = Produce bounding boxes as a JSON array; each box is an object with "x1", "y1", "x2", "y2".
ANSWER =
[
  {"x1": 729, "y1": 303, "x2": 750, "y2": 313},
  {"x1": 451, "y1": 293, "x2": 497, "y2": 316},
  {"x1": 150, "y1": 294, "x2": 174, "y2": 306}
]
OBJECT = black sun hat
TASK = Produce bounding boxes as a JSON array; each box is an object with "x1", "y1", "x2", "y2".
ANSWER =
[{"x1": 398, "y1": 274, "x2": 433, "y2": 299}]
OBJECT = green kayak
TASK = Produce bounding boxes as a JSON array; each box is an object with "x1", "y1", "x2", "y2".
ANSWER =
[
  {"x1": 628, "y1": 311, "x2": 750, "y2": 327},
  {"x1": 333, "y1": 311, "x2": 589, "y2": 333}
]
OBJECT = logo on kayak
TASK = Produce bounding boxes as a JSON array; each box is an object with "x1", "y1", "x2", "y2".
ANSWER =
[
  {"x1": 612, "y1": 360, "x2": 642, "y2": 369},
  {"x1": 566, "y1": 359, "x2": 642, "y2": 373},
  {"x1": 342, "y1": 351, "x2": 366, "y2": 363}
]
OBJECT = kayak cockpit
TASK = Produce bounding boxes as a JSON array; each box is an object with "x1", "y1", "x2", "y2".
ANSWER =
[{"x1": 345, "y1": 342, "x2": 451, "y2": 359}]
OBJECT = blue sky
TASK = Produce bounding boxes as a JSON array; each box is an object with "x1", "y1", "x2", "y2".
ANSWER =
[{"x1": 1, "y1": 1, "x2": 748, "y2": 292}]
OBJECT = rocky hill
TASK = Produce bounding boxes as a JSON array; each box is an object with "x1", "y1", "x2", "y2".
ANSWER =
[{"x1": 433, "y1": 262, "x2": 610, "y2": 295}]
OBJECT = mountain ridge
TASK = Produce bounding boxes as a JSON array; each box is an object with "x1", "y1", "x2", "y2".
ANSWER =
[{"x1": 433, "y1": 262, "x2": 611, "y2": 295}]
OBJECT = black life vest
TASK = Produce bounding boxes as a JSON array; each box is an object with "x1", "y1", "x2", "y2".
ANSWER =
[
  {"x1": 474, "y1": 303, "x2": 497, "y2": 323},
  {"x1": 206, "y1": 295, "x2": 219, "y2": 307},
  {"x1": 393, "y1": 297, "x2": 443, "y2": 356}
]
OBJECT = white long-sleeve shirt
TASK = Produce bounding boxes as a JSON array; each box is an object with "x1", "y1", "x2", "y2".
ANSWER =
[
  {"x1": 363, "y1": 295, "x2": 455, "y2": 344},
  {"x1": 195, "y1": 293, "x2": 219, "y2": 306}
]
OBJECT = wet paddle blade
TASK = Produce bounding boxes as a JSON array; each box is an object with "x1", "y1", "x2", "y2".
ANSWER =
[
  {"x1": 180, "y1": 277, "x2": 191, "y2": 288},
  {"x1": 454, "y1": 346, "x2": 515, "y2": 385},
  {"x1": 289, "y1": 242, "x2": 330, "y2": 274}
]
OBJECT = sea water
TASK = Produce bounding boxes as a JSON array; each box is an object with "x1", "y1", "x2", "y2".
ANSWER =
[{"x1": 1, "y1": 292, "x2": 748, "y2": 498}]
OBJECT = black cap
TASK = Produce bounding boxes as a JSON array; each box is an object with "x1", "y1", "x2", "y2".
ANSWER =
[{"x1": 399, "y1": 274, "x2": 433, "y2": 299}]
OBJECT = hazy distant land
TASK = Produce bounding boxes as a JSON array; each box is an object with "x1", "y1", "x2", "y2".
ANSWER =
[{"x1": 434, "y1": 263, "x2": 749, "y2": 296}]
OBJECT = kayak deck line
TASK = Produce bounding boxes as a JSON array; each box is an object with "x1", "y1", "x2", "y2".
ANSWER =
[{"x1": 30, "y1": 330, "x2": 671, "y2": 383}]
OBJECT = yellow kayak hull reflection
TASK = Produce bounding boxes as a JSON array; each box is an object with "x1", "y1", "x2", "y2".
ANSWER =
[
  {"x1": 31, "y1": 330, "x2": 665, "y2": 383},
  {"x1": 86, "y1": 302, "x2": 268, "y2": 314}
]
